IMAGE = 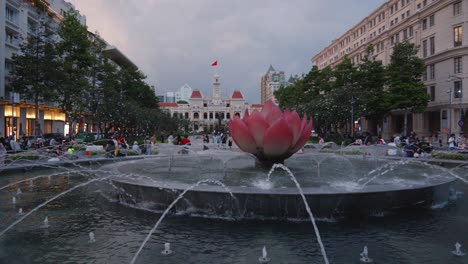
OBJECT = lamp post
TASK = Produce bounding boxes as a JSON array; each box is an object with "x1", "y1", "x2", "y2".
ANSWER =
[
  {"x1": 448, "y1": 75, "x2": 464, "y2": 133},
  {"x1": 447, "y1": 88, "x2": 453, "y2": 137}
]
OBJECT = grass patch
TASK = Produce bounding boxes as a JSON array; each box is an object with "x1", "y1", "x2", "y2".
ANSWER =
[
  {"x1": 9, "y1": 154, "x2": 40, "y2": 161},
  {"x1": 319, "y1": 149, "x2": 363, "y2": 155},
  {"x1": 431, "y1": 151, "x2": 468, "y2": 161}
]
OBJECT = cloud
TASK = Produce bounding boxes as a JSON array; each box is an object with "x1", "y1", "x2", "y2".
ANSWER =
[{"x1": 71, "y1": 0, "x2": 385, "y2": 103}]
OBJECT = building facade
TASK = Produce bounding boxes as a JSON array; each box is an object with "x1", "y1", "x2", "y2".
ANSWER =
[
  {"x1": 312, "y1": 0, "x2": 468, "y2": 139},
  {"x1": 160, "y1": 74, "x2": 263, "y2": 132},
  {"x1": 260, "y1": 65, "x2": 289, "y2": 104},
  {"x1": 0, "y1": 0, "x2": 133, "y2": 138}
]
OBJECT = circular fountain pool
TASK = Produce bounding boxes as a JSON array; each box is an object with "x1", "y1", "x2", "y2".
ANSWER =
[
  {"x1": 0, "y1": 155, "x2": 466, "y2": 263},
  {"x1": 104, "y1": 150, "x2": 457, "y2": 219}
]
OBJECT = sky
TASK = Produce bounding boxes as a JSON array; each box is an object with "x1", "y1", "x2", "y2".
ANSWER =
[{"x1": 70, "y1": 0, "x2": 386, "y2": 103}]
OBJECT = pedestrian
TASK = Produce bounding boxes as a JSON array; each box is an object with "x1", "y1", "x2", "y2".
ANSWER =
[
  {"x1": 448, "y1": 134, "x2": 457, "y2": 151},
  {"x1": 168, "y1": 133, "x2": 174, "y2": 145},
  {"x1": 132, "y1": 141, "x2": 141, "y2": 154},
  {"x1": 144, "y1": 136, "x2": 152, "y2": 155}
]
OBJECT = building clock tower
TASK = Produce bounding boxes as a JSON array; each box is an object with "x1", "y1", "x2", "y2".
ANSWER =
[{"x1": 212, "y1": 74, "x2": 222, "y2": 105}]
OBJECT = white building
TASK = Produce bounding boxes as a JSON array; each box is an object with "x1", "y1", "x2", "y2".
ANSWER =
[
  {"x1": 312, "y1": 0, "x2": 468, "y2": 138},
  {"x1": 160, "y1": 74, "x2": 263, "y2": 132}
]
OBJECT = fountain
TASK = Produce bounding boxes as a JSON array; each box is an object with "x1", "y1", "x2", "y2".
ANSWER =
[
  {"x1": 360, "y1": 246, "x2": 373, "y2": 263},
  {"x1": 89, "y1": 232, "x2": 96, "y2": 243},
  {"x1": 258, "y1": 246, "x2": 270, "y2": 263},
  {"x1": 161, "y1": 242, "x2": 173, "y2": 255},
  {"x1": 452, "y1": 242, "x2": 465, "y2": 256},
  {"x1": 0, "y1": 101, "x2": 465, "y2": 263}
]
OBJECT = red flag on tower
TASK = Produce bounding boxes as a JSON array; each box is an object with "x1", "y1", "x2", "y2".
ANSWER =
[{"x1": 211, "y1": 60, "x2": 218, "y2": 66}]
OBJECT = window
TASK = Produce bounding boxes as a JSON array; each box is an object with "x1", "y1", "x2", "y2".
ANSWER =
[
  {"x1": 403, "y1": 29, "x2": 408, "y2": 40},
  {"x1": 430, "y1": 36, "x2": 435, "y2": 55},
  {"x1": 5, "y1": 60, "x2": 13, "y2": 72},
  {"x1": 402, "y1": 13, "x2": 405, "y2": 20},
  {"x1": 417, "y1": 3, "x2": 421, "y2": 9},
  {"x1": 429, "y1": 15, "x2": 435, "y2": 27},
  {"x1": 407, "y1": 10, "x2": 410, "y2": 17},
  {"x1": 454, "y1": 1, "x2": 462, "y2": 16},
  {"x1": 395, "y1": 18, "x2": 399, "y2": 24},
  {"x1": 429, "y1": 64, "x2": 435, "y2": 80},
  {"x1": 423, "y1": 0, "x2": 427, "y2": 6},
  {"x1": 391, "y1": 6, "x2": 394, "y2": 14},
  {"x1": 454, "y1": 57, "x2": 463, "y2": 74},
  {"x1": 423, "y1": 68, "x2": 428, "y2": 81},
  {"x1": 454, "y1": 81, "x2": 463, "y2": 98},
  {"x1": 391, "y1": 35, "x2": 395, "y2": 45},
  {"x1": 422, "y1": 19, "x2": 427, "y2": 30},
  {"x1": 429, "y1": 86, "x2": 435, "y2": 101},
  {"x1": 422, "y1": 39, "x2": 428, "y2": 57},
  {"x1": 5, "y1": 31, "x2": 15, "y2": 43},
  {"x1": 454, "y1": 26, "x2": 463, "y2": 47},
  {"x1": 5, "y1": 7, "x2": 15, "y2": 22},
  {"x1": 409, "y1": 26, "x2": 413, "y2": 37},
  {"x1": 396, "y1": 33, "x2": 400, "y2": 43}
]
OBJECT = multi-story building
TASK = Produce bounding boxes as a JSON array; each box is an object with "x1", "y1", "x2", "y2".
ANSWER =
[
  {"x1": 312, "y1": 0, "x2": 467, "y2": 139},
  {"x1": 0, "y1": 0, "x2": 133, "y2": 138},
  {"x1": 162, "y1": 83, "x2": 193, "y2": 103},
  {"x1": 260, "y1": 65, "x2": 289, "y2": 104},
  {"x1": 160, "y1": 74, "x2": 263, "y2": 132}
]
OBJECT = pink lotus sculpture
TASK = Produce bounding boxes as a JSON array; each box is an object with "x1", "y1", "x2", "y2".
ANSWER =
[{"x1": 229, "y1": 100, "x2": 313, "y2": 165}]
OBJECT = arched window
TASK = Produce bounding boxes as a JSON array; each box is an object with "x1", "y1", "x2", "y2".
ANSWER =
[
  {"x1": 226, "y1": 113, "x2": 231, "y2": 119},
  {"x1": 203, "y1": 113, "x2": 208, "y2": 119},
  {"x1": 234, "y1": 112, "x2": 240, "y2": 117},
  {"x1": 194, "y1": 112, "x2": 200, "y2": 119},
  {"x1": 209, "y1": 113, "x2": 213, "y2": 119},
  {"x1": 185, "y1": 112, "x2": 189, "y2": 119}
]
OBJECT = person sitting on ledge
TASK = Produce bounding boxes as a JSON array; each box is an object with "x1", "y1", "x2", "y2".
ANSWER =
[{"x1": 403, "y1": 140, "x2": 420, "y2": 158}]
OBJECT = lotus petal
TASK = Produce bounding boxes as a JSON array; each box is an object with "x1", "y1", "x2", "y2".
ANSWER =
[
  {"x1": 229, "y1": 117, "x2": 257, "y2": 154},
  {"x1": 291, "y1": 119, "x2": 313, "y2": 154},
  {"x1": 261, "y1": 100, "x2": 283, "y2": 126},
  {"x1": 262, "y1": 118, "x2": 293, "y2": 158},
  {"x1": 246, "y1": 110, "x2": 269, "y2": 147},
  {"x1": 285, "y1": 110, "x2": 302, "y2": 145},
  {"x1": 242, "y1": 109, "x2": 250, "y2": 121}
]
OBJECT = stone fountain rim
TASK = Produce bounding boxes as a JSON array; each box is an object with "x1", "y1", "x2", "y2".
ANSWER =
[
  {"x1": 109, "y1": 176, "x2": 457, "y2": 195},
  {"x1": 99, "y1": 154, "x2": 458, "y2": 196}
]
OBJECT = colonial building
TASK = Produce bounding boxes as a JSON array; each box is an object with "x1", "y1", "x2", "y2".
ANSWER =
[
  {"x1": 160, "y1": 74, "x2": 263, "y2": 132},
  {"x1": 0, "y1": 0, "x2": 133, "y2": 138},
  {"x1": 312, "y1": 0, "x2": 467, "y2": 138}
]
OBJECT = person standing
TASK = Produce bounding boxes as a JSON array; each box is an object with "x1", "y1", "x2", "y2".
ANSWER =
[
  {"x1": 144, "y1": 136, "x2": 152, "y2": 155},
  {"x1": 168, "y1": 133, "x2": 174, "y2": 145},
  {"x1": 448, "y1": 134, "x2": 457, "y2": 151}
]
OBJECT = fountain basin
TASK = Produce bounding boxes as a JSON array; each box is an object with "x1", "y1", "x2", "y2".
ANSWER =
[{"x1": 103, "y1": 153, "x2": 456, "y2": 219}]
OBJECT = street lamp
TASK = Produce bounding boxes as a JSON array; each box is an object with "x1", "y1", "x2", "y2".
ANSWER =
[
  {"x1": 447, "y1": 88, "x2": 453, "y2": 136},
  {"x1": 448, "y1": 75, "x2": 464, "y2": 133}
]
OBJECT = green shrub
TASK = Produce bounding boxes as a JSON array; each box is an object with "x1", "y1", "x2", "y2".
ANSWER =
[
  {"x1": 431, "y1": 151, "x2": 468, "y2": 161},
  {"x1": 10, "y1": 154, "x2": 40, "y2": 161},
  {"x1": 126, "y1": 151, "x2": 140, "y2": 156},
  {"x1": 320, "y1": 149, "x2": 363, "y2": 155}
]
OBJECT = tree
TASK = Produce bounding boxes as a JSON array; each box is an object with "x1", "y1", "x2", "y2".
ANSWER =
[
  {"x1": 356, "y1": 45, "x2": 387, "y2": 135},
  {"x1": 386, "y1": 42, "x2": 428, "y2": 136},
  {"x1": 10, "y1": 16, "x2": 59, "y2": 135},
  {"x1": 56, "y1": 9, "x2": 93, "y2": 135}
]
